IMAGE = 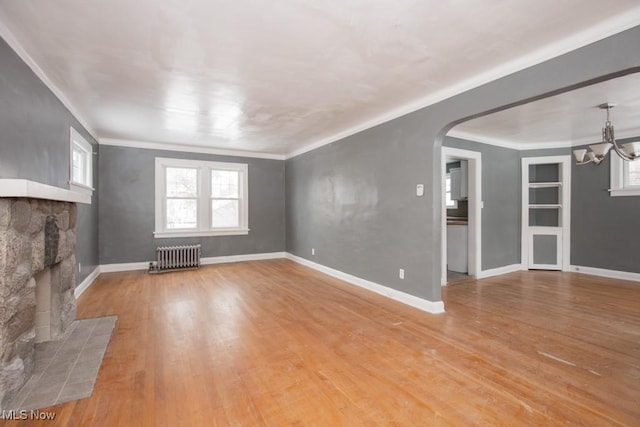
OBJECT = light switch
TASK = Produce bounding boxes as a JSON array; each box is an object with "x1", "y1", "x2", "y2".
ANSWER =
[{"x1": 416, "y1": 184, "x2": 424, "y2": 197}]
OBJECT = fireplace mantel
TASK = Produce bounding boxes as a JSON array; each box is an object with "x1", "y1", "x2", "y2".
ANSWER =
[{"x1": 0, "y1": 179, "x2": 91, "y2": 204}]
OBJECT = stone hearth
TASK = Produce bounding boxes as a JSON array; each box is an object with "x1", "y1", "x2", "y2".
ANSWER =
[{"x1": 0, "y1": 198, "x2": 77, "y2": 410}]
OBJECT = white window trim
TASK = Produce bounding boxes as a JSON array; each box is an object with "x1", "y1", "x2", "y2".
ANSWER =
[
  {"x1": 610, "y1": 154, "x2": 640, "y2": 197},
  {"x1": 154, "y1": 157, "x2": 249, "y2": 238},
  {"x1": 69, "y1": 127, "x2": 93, "y2": 195}
]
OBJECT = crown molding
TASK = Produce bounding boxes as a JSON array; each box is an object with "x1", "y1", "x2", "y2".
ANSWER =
[
  {"x1": 285, "y1": 8, "x2": 640, "y2": 159},
  {"x1": 447, "y1": 127, "x2": 640, "y2": 151},
  {"x1": 446, "y1": 130, "x2": 575, "y2": 151},
  {"x1": 99, "y1": 138, "x2": 286, "y2": 160},
  {"x1": 0, "y1": 18, "x2": 99, "y2": 142}
]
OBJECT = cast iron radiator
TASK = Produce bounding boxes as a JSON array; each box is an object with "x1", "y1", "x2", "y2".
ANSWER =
[{"x1": 149, "y1": 244, "x2": 201, "y2": 273}]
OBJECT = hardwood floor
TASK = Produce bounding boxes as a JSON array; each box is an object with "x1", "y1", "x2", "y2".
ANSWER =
[{"x1": 6, "y1": 260, "x2": 639, "y2": 426}]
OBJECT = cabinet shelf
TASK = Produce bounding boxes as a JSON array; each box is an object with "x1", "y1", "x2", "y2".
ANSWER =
[{"x1": 528, "y1": 182, "x2": 562, "y2": 188}]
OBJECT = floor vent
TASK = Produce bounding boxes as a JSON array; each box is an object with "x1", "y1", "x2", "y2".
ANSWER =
[{"x1": 149, "y1": 244, "x2": 201, "y2": 273}]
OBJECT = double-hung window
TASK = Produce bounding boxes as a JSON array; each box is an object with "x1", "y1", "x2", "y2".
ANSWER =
[
  {"x1": 610, "y1": 149, "x2": 640, "y2": 197},
  {"x1": 69, "y1": 127, "x2": 93, "y2": 194},
  {"x1": 155, "y1": 157, "x2": 249, "y2": 237}
]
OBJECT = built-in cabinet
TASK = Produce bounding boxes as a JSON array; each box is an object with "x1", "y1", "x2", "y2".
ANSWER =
[{"x1": 521, "y1": 156, "x2": 571, "y2": 270}]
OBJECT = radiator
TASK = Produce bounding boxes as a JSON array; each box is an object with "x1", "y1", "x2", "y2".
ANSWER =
[{"x1": 149, "y1": 244, "x2": 201, "y2": 273}]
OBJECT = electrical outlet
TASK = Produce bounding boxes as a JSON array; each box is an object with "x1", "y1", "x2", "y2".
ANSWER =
[
  {"x1": 312, "y1": 248, "x2": 315, "y2": 256},
  {"x1": 399, "y1": 269, "x2": 405, "y2": 279},
  {"x1": 78, "y1": 263, "x2": 82, "y2": 273}
]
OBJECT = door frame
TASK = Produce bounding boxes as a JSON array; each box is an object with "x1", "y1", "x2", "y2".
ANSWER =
[
  {"x1": 441, "y1": 147, "x2": 482, "y2": 285},
  {"x1": 521, "y1": 155, "x2": 571, "y2": 271}
]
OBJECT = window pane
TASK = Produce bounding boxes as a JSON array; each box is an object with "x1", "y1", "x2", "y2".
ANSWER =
[
  {"x1": 211, "y1": 170, "x2": 239, "y2": 198},
  {"x1": 72, "y1": 148, "x2": 85, "y2": 184},
  {"x1": 211, "y1": 199, "x2": 239, "y2": 228},
  {"x1": 628, "y1": 161, "x2": 640, "y2": 186},
  {"x1": 166, "y1": 168, "x2": 198, "y2": 197},
  {"x1": 166, "y1": 199, "x2": 197, "y2": 229},
  {"x1": 445, "y1": 175, "x2": 455, "y2": 207}
]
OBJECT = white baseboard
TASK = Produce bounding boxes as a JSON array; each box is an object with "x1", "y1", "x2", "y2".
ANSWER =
[
  {"x1": 100, "y1": 261, "x2": 149, "y2": 273},
  {"x1": 201, "y1": 252, "x2": 286, "y2": 265},
  {"x1": 99, "y1": 252, "x2": 287, "y2": 273},
  {"x1": 570, "y1": 265, "x2": 640, "y2": 283},
  {"x1": 477, "y1": 263, "x2": 524, "y2": 279},
  {"x1": 75, "y1": 266, "x2": 101, "y2": 299},
  {"x1": 285, "y1": 253, "x2": 445, "y2": 314}
]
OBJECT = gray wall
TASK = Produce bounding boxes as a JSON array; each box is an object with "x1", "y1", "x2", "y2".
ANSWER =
[
  {"x1": 99, "y1": 145, "x2": 285, "y2": 264},
  {"x1": 443, "y1": 137, "x2": 520, "y2": 270},
  {"x1": 571, "y1": 137, "x2": 640, "y2": 273},
  {"x1": 286, "y1": 26, "x2": 640, "y2": 302},
  {"x1": 286, "y1": 121, "x2": 431, "y2": 298},
  {"x1": 0, "y1": 37, "x2": 99, "y2": 283},
  {"x1": 520, "y1": 148, "x2": 570, "y2": 159}
]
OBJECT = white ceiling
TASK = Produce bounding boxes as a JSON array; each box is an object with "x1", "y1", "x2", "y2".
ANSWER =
[
  {"x1": 1, "y1": 1, "x2": 640, "y2": 158},
  {"x1": 451, "y1": 72, "x2": 640, "y2": 148}
]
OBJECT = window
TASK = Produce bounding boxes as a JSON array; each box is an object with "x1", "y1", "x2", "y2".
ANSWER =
[
  {"x1": 445, "y1": 173, "x2": 457, "y2": 209},
  {"x1": 625, "y1": 160, "x2": 640, "y2": 187},
  {"x1": 610, "y1": 151, "x2": 640, "y2": 197},
  {"x1": 155, "y1": 157, "x2": 248, "y2": 238},
  {"x1": 211, "y1": 169, "x2": 241, "y2": 228},
  {"x1": 69, "y1": 127, "x2": 93, "y2": 193}
]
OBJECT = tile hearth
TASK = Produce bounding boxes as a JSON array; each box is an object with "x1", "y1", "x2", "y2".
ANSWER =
[{"x1": 7, "y1": 316, "x2": 116, "y2": 411}]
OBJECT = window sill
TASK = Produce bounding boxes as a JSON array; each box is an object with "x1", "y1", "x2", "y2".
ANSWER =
[
  {"x1": 69, "y1": 181, "x2": 94, "y2": 194},
  {"x1": 609, "y1": 188, "x2": 640, "y2": 197},
  {"x1": 154, "y1": 228, "x2": 250, "y2": 238}
]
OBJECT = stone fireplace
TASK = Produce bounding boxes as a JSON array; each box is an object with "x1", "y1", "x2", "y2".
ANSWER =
[{"x1": 0, "y1": 197, "x2": 77, "y2": 409}]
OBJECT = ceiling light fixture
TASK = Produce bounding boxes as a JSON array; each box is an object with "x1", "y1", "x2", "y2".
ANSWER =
[{"x1": 574, "y1": 103, "x2": 640, "y2": 165}]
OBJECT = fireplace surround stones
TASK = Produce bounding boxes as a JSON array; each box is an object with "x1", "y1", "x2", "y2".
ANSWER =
[{"x1": 0, "y1": 198, "x2": 77, "y2": 409}]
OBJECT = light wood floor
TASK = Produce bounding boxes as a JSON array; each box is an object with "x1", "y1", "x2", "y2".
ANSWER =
[{"x1": 7, "y1": 259, "x2": 640, "y2": 426}]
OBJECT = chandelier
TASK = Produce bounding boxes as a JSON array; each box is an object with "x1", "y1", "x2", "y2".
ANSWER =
[{"x1": 573, "y1": 103, "x2": 640, "y2": 165}]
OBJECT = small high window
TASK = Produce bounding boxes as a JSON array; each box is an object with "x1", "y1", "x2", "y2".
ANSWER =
[{"x1": 69, "y1": 127, "x2": 93, "y2": 193}]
